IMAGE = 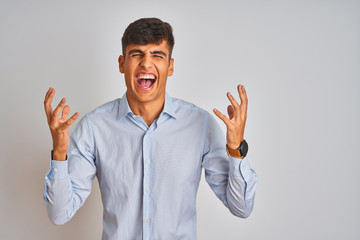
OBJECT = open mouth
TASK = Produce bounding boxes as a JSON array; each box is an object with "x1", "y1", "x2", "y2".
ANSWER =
[{"x1": 136, "y1": 73, "x2": 157, "y2": 90}]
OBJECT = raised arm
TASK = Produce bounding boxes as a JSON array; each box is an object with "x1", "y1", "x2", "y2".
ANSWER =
[
  {"x1": 203, "y1": 84, "x2": 257, "y2": 218},
  {"x1": 43, "y1": 87, "x2": 93, "y2": 225}
]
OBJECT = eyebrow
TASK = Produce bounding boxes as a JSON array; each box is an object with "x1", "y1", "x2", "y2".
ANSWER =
[
  {"x1": 128, "y1": 49, "x2": 167, "y2": 57},
  {"x1": 128, "y1": 49, "x2": 144, "y2": 55},
  {"x1": 151, "y1": 51, "x2": 167, "y2": 57}
]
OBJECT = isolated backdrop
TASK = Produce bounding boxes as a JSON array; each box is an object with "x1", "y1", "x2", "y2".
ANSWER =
[{"x1": 0, "y1": 0, "x2": 359, "y2": 239}]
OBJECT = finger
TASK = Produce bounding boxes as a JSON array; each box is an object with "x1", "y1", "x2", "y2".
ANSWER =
[
  {"x1": 242, "y1": 85, "x2": 247, "y2": 96},
  {"x1": 227, "y1": 105, "x2": 235, "y2": 120},
  {"x1": 44, "y1": 88, "x2": 55, "y2": 122},
  {"x1": 213, "y1": 108, "x2": 231, "y2": 126},
  {"x1": 238, "y1": 84, "x2": 248, "y2": 105},
  {"x1": 44, "y1": 87, "x2": 51, "y2": 101},
  {"x1": 238, "y1": 85, "x2": 248, "y2": 119},
  {"x1": 61, "y1": 112, "x2": 79, "y2": 129},
  {"x1": 227, "y1": 92, "x2": 240, "y2": 110},
  {"x1": 44, "y1": 87, "x2": 55, "y2": 105},
  {"x1": 53, "y1": 98, "x2": 66, "y2": 119},
  {"x1": 59, "y1": 105, "x2": 70, "y2": 122}
]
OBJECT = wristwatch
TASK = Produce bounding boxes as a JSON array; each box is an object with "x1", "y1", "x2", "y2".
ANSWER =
[{"x1": 226, "y1": 140, "x2": 248, "y2": 158}]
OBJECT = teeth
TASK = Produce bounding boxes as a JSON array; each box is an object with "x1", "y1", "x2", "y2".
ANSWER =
[{"x1": 137, "y1": 73, "x2": 155, "y2": 80}]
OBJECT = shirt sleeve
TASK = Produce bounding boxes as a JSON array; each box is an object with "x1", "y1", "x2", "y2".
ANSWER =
[
  {"x1": 43, "y1": 115, "x2": 96, "y2": 225},
  {"x1": 201, "y1": 113, "x2": 258, "y2": 218}
]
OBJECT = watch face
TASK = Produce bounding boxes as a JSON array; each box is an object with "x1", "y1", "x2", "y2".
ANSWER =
[{"x1": 239, "y1": 140, "x2": 248, "y2": 157}]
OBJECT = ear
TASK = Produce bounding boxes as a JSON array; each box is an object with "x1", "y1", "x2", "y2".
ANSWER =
[
  {"x1": 167, "y1": 58, "x2": 174, "y2": 76},
  {"x1": 118, "y1": 55, "x2": 125, "y2": 73}
]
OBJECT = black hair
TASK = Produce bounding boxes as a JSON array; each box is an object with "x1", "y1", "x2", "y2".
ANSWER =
[{"x1": 121, "y1": 18, "x2": 175, "y2": 59}]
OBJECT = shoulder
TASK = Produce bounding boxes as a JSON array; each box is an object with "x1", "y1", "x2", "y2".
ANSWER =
[
  {"x1": 89, "y1": 98, "x2": 120, "y2": 114},
  {"x1": 170, "y1": 96, "x2": 209, "y2": 118},
  {"x1": 84, "y1": 98, "x2": 121, "y2": 121},
  {"x1": 169, "y1": 96, "x2": 222, "y2": 127}
]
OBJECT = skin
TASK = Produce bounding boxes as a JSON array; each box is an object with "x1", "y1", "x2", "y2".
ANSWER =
[
  {"x1": 213, "y1": 85, "x2": 248, "y2": 159},
  {"x1": 118, "y1": 40, "x2": 174, "y2": 126},
  {"x1": 44, "y1": 89, "x2": 79, "y2": 161},
  {"x1": 44, "y1": 40, "x2": 248, "y2": 160}
]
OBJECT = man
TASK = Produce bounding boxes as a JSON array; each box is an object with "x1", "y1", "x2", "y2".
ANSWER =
[{"x1": 43, "y1": 18, "x2": 257, "y2": 240}]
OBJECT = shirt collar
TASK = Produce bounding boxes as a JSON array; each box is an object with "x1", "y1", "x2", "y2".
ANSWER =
[
  {"x1": 118, "y1": 92, "x2": 177, "y2": 120},
  {"x1": 118, "y1": 92, "x2": 132, "y2": 120},
  {"x1": 162, "y1": 93, "x2": 177, "y2": 119}
]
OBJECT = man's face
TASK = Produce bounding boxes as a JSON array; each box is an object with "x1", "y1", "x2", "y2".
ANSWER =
[{"x1": 118, "y1": 40, "x2": 174, "y2": 107}]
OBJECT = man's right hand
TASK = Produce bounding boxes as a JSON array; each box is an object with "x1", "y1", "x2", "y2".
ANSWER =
[{"x1": 44, "y1": 88, "x2": 79, "y2": 161}]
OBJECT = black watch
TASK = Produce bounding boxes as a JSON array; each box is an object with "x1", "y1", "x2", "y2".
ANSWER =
[{"x1": 226, "y1": 140, "x2": 248, "y2": 158}]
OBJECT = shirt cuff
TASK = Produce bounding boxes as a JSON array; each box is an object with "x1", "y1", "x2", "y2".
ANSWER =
[
  {"x1": 46, "y1": 151, "x2": 69, "y2": 180},
  {"x1": 228, "y1": 156, "x2": 252, "y2": 180}
]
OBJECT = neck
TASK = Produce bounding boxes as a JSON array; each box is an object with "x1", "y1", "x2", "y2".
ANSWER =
[{"x1": 127, "y1": 92, "x2": 165, "y2": 127}]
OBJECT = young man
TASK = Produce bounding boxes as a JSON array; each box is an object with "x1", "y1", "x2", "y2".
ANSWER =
[{"x1": 43, "y1": 18, "x2": 257, "y2": 240}]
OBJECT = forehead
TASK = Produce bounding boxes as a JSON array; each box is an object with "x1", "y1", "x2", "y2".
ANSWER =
[{"x1": 125, "y1": 40, "x2": 169, "y2": 55}]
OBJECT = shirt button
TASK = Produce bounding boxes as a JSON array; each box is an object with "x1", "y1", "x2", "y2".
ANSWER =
[
  {"x1": 242, "y1": 165, "x2": 246, "y2": 169},
  {"x1": 53, "y1": 168, "x2": 58, "y2": 172},
  {"x1": 146, "y1": 218, "x2": 151, "y2": 223},
  {"x1": 234, "y1": 166, "x2": 238, "y2": 170},
  {"x1": 146, "y1": 189, "x2": 151, "y2": 194},
  {"x1": 146, "y1": 159, "x2": 150, "y2": 164},
  {"x1": 132, "y1": 114, "x2": 137, "y2": 118}
]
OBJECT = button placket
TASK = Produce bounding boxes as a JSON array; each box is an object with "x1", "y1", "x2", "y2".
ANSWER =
[{"x1": 142, "y1": 130, "x2": 153, "y2": 239}]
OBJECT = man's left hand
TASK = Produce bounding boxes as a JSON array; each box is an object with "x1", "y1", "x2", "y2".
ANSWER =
[{"x1": 213, "y1": 84, "x2": 248, "y2": 150}]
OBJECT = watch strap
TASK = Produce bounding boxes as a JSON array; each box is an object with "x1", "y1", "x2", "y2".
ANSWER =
[
  {"x1": 226, "y1": 144, "x2": 242, "y2": 158},
  {"x1": 226, "y1": 140, "x2": 248, "y2": 158}
]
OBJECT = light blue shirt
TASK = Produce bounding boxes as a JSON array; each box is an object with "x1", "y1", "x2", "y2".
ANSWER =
[{"x1": 43, "y1": 93, "x2": 258, "y2": 240}]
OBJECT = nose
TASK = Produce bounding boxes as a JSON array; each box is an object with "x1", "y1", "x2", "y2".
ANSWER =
[{"x1": 140, "y1": 54, "x2": 153, "y2": 69}]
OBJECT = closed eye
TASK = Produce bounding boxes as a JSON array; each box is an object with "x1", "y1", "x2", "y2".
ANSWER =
[
  {"x1": 131, "y1": 54, "x2": 144, "y2": 57},
  {"x1": 151, "y1": 51, "x2": 167, "y2": 59},
  {"x1": 128, "y1": 49, "x2": 145, "y2": 58}
]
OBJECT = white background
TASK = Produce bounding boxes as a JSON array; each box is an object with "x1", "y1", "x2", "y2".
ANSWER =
[{"x1": 0, "y1": 0, "x2": 359, "y2": 239}]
